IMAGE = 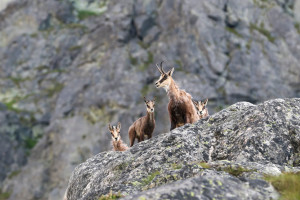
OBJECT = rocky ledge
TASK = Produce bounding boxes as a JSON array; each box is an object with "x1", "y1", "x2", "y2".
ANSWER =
[{"x1": 65, "y1": 98, "x2": 300, "y2": 200}]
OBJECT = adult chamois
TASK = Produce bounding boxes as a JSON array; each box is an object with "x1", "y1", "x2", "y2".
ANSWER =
[
  {"x1": 108, "y1": 122, "x2": 128, "y2": 151},
  {"x1": 155, "y1": 61, "x2": 199, "y2": 130},
  {"x1": 128, "y1": 97, "x2": 156, "y2": 147}
]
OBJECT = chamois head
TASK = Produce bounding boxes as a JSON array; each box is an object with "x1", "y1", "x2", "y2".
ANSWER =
[
  {"x1": 108, "y1": 122, "x2": 121, "y2": 141},
  {"x1": 144, "y1": 97, "x2": 156, "y2": 113},
  {"x1": 155, "y1": 61, "x2": 174, "y2": 91},
  {"x1": 192, "y1": 99, "x2": 208, "y2": 116}
]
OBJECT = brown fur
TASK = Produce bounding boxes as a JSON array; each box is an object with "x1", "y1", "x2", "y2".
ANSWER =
[
  {"x1": 155, "y1": 62, "x2": 199, "y2": 130},
  {"x1": 192, "y1": 99, "x2": 209, "y2": 119},
  {"x1": 128, "y1": 97, "x2": 155, "y2": 147},
  {"x1": 108, "y1": 122, "x2": 128, "y2": 151},
  {"x1": 167, "y1": 79, "x2": 200, "y2": 130},
  {"x1": 112, "y1": 140, "x2": 128, "y2": 151}
]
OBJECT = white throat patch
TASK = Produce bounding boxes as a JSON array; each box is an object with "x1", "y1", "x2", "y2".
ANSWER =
[{"x1": 163, "y1": 85, "x2": 169, "y2": 92}]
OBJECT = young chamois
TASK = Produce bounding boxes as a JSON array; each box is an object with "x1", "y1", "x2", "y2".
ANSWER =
[
  {"x1": 192, "y1": 99, "x2": 209, "y2": 119},
  {"x1": 108, "y1": 122, "x2": 128, "y2": 151},
  {"x1": 155, "y1": 61, "x2": 199, "y2": 130},
  {"x1": 128, "y1": 97, "x2": 156, "y2": 147}
]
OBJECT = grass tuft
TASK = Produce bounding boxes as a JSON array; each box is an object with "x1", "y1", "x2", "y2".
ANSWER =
[
  {"x1": 265, "y1": 172, "x2": 300, "y2": 200},
  {"x1": 171, "y1": 163, "x2": 183, "y2": 170},
  {"x1": 141, "y1": 171, "x2": 160, "y2": 186},
  {"x1": 198, "y1": 162, "x2": 211, "y2": 169},
  {"x1": 250, "y1": 23, "x2": 275, "y2": 43},
  {"x1": 295, "y1": 23, "x2": 300, "y2": 34},
  {"x1": 8, "y1": 170, "x2": 21, "y2": 179},
  {"x1": 221, "y1": 166, "x2": 256, "y2": 177},
  {"x1": 0, "y1": 188, "x2": 10, "y2": 200},
  {"x1": 98, "y1": 191, "x2": 123, "y2": 200},
  {"x1": 226, "y1": 27, "x2": 242, "y2": 38}
]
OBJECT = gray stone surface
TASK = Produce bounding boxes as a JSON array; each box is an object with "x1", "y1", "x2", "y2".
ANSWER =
[
  {"x1": 0, "y1": 0, "x2": 300, "y2": 199},
  {"x1": 65, "y1": 98, "x2": 300, "y2": 200}
]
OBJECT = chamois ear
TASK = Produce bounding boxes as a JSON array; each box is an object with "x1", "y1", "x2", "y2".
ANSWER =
[
  {"x1": 153, "y1": 96, "x2": 156, "y2": 103},
  {"x1": 203, "y1": 99, "x2": 208, "y2": 106},
  {"x1": 144, "y1": 96, "x2": 148, "y2": 103},
  {"x1": 167, "y1": 67, "x2": 174, "y2": 76},
  {"x1": 108, "y1": 123, "x2": 112, "y2": 131},
  {"x1": 117, "y1": 122, "x2": 121, "y2": 130},
  {"x1": 192, "y1": 99, "x2": 198, "y2": 107}
]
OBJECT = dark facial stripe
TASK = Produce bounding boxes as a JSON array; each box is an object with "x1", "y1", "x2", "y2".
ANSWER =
[{"x1": 159, "y1": 75, "x2": 168, "y2": 83}]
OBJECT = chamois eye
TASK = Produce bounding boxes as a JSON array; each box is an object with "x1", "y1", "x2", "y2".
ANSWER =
[{"x1": 160, "y1": 75, "x2": 168, "y2": 83}]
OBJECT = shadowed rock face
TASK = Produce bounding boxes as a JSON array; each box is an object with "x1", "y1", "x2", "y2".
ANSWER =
[
  {"x1": 0, "y1": 0, "x2": 300, "y2": 199},
  {"x1": 65, "y1": 98, "x2": 300, "y2": 200}
]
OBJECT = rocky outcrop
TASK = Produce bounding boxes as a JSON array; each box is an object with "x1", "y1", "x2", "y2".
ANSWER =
[
  {"x1": 0, "y1": 0, "x2": 300, "y2": 199},
  {"x1": 65, "y1": 98, "x2": 300, "y2": 200}
]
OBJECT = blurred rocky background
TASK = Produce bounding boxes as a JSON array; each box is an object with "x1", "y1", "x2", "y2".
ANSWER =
[{"x1": 0, "y1": 0, "x2": 299, "y2": 199}]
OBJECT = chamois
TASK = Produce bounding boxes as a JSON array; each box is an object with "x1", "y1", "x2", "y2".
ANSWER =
[
  {"x1": 128, "y1": 97, "x2": 156, "y2": 147},
  {"x1": 192, "y1": 99, "x2": 209, "y2": 119},
  {"x1": 108, "y1": 122, "x2": 128, "y2": 151},
  {"x1": 155, "y1": 61, "x2": 199, "y2": 130}
]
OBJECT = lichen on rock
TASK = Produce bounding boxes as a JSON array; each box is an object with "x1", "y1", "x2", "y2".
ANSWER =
[{"x1": 65, "y1": 98, "x2": 300, "y2": 200}]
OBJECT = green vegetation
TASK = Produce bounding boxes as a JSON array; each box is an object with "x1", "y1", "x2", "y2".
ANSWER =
[
  {"x1": 250, "y1": 23, "x2": 275, "y2": 43},
  {"x1": 0, "y1": 188, "x2": 10, "y2": 200},
  {"x1": 8, "y1": 76, "x2": 31, "y2": 87},
  {"x1": 171, "y1": 163, "x2": 183, "y2": 170},
  {"x1": 141, "y1": 171, "x2": 160, "y2": 186},
  {"x1": 8, "y1": 170, "x2": 21, "y2": 179},
  {"x1": 129, "y1": 51, "x2": 154, "y2": 71},
  {"x1": 138, "y1": 51, "x2": 153, "y2": 71},
  {"x1": 198, "y1": 162, "x2": 211, "y2": 169},
  {"x1": 83, "y1": 106, "x2": 112, "y2": 124},
  {"x1": 129, "y1": 53, "x2": 138, "y2": 66},
  {"x1": 295, "y1": 23, "x2": 300, "y2": 34},
  {"x1": 114, "y1": 162, "x2": 129, "y2": 171},
  {"x1": 253, "y1": 0, "x2": 275, "y2": 9},
  {"x1": 138, "y1": 41, "x2": 150, "y2": 49},
  {"x1": 98, "y1": 191, "x2": 123, "y2": 200},
  {"x1": 1, "y1": 93, "x2": 32, "y2": 113},
  {"x1": 77, "y1": 10, "x2": 99, "y2": 20},
  {"x1": 140, "y1": 85, "x2": 150, "y2": 96},
  {"x1": 24, "y1": 136, "x2": 40, "y2": 149},
  {"x1": 221, "y1": 166, "x2": 256, "y2": 177},
  {"x1": 45, "y1": 82, "x2": 64, "y2": 97},
  {"x1": 69, "y1": 45, "x2": 82, "y2": 51},
  {"x1": 23, "y1": 125, "x2": 44, "y2": 149},
  {"x1": 226, "y1": 27, "x2": 242, "y2": 38},
  {"x1": 246, "y1": 39, "x2": 252, "y2": 53},
  {"x1": 265, "y1": 172, "x2": 300, "y2": 200},
  {"x1": 71, "y1": 0, "x2": 109, "y2": 20}
]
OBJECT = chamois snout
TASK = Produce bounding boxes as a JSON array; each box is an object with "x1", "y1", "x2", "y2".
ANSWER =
[
  {"x1": 144, "y1": 97, "x2": 156, "y2": 113},
  {"x1": 155, "y1": 81, "x2": 159, "y2": 88}
]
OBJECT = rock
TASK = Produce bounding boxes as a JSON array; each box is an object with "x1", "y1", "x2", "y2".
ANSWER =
[
  {"x1": 0, "y1": 104, "x2": 37, "y2": 183},
  {"x1": 122, "y1": 171, "x2": 278, "y2": 200},
  {"x1": 65, "y1": 98, "x2": 300, "y2": 200},
  {"x1": 0, "y1": 0, "x2": 300, "y2": 199}
]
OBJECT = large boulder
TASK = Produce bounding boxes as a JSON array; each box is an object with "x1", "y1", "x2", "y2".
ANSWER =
[{"x1": 65, "y1": 98, "x2": 300, "y2": 200}]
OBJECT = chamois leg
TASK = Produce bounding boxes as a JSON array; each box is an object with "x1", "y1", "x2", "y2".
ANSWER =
[
  {"x1": 170, "y1": 120, "x2": 176, "y2": 131},
  {"x1": 129, "y1": 126, "x2": 136, "y2": 147},
  {"x1": 138, "y1": 133, "x2": 144, "y2": 142}
]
